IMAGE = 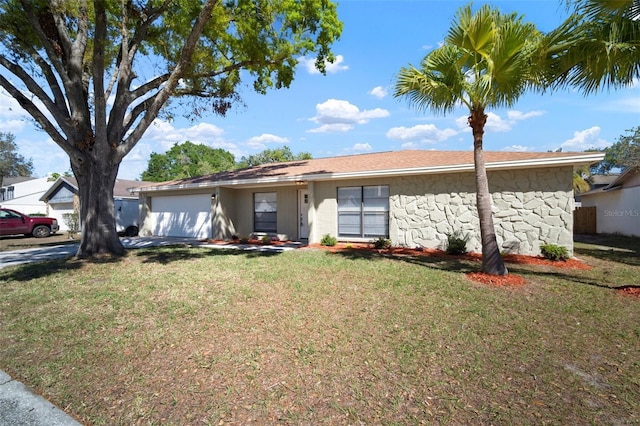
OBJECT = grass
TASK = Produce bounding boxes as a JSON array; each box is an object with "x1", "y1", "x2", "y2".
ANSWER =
[{"x1": 0, "y1": 237, "x2": 639, "y2": 425}]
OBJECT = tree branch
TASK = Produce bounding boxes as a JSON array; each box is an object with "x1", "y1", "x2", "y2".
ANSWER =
[
  {"x1": 118, "y1": 0, "x2": 220, "y2": 158},
  {"x1": 93, "y1": 0, "x2": 108, "y2": 146},
  {"x1": 0, "y1": 55, "x2": 72, "y2": 135},
  {"x1": 0, "y1": 74, "x2": 73, "y2": 153}
]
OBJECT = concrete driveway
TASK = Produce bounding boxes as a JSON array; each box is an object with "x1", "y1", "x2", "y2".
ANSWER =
[
  {"x1": 0, "y1": 237, "x2": 304, "y2": 269},
  {"x1": 0, "y1": 237, "x2": 204, "y2": 269}
]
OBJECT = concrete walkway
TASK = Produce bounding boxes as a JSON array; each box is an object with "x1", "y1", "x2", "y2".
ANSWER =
[{"x1": 0, "y1": 371, "x2": 81, "y2": 426}]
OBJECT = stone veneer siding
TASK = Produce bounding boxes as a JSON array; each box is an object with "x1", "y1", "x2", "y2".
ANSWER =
[{"x1": 389, "y1": 166, "x2": 574, "y2": 256}]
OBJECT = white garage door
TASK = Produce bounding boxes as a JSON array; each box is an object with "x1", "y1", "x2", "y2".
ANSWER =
[{"x1": 151, "y1": 194, "x2": 212, "y2": 239}]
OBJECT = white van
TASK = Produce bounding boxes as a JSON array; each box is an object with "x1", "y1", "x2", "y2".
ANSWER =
[{"x1": 114, "y1": 198, "x2": 139, "y2": 236}]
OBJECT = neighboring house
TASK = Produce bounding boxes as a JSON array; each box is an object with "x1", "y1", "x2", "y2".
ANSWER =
[
  {"x1": 131, "y1": 150, "x2": 604, "y2": 256},
  {"x1": 40, "y1": 177, "x2": 147, "y2": 235},
  {"x1": 574, "y1": 174, "x2": 619, "y2": 207},
  {"x1": 0, "y1": 177, "x2": 51, "y2": 215},
  {"x1": 580, "y1": 167, "x2": 640, "y2": 237}
]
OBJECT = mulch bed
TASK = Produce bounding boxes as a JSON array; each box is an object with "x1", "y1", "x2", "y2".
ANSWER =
[
  {"x1": 617, "y1": 286, "x2": 640, "y2": 300},
  {"x1": 306, "y1": 243, "x2": 593, "y2": 289},
  {"x1": 205, "y1": 241, "x2": 640, "y2": 297}
]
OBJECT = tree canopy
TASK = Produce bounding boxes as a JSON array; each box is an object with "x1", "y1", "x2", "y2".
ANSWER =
[
  {"x1": 542, "y1": 0, "x2": 640, "y2": 93},
  {"x1": 237, "y1": 146, "x2": 312, "y2": 168},
  {"x1": 0, "y1": 0, "x2": 341, "y2": 257},
  {"x1": 0, "y1": 132, "x2": 33, "y2": 185},
  {"x1": 142, "y1": 141, "x2": 236, "y2": 182},
  {"x1": 592, "y1": 126, "x2": 640, "y2": 174}
]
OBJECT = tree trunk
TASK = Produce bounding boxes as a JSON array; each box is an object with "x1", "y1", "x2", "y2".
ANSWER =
[
  {"x1": 74, "y1": 156, "x2": 125, "y2": 258},
  {"x1": 469, "y1": 107, "x2": 508, "y2": 276}
]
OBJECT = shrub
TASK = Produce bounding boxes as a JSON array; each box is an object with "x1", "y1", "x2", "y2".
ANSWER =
[
  {"x1": 320, "y1": 234, "x2": 337, "y2": 246},
  {"x1": 446, "y1": 231, "x2": 468, "y2": 255},
  {"x1": 540, "y1": 243, "x2": 569, "y2": 261},
  {"x1": 261, "y1": 235, "x2": 272, "y2": 244},
  {"x1": 372, "y1": 237, "x2": 391, "y2": 249}
]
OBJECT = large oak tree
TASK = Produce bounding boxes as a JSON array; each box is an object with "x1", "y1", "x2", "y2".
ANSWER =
[{"x1": 0, "y1": 0, "x2": 341, "y2": 257}]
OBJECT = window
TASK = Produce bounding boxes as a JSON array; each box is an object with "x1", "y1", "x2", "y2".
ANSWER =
[
  {"x1": 254, "y1": 192, "x2": 277, "y2": 233},
  {"x1": 1, "y1": 186, "x2": 14, "y2": 201},
  {"x1": 338, "y1": 185, "x2": 389, "y2": 238}
]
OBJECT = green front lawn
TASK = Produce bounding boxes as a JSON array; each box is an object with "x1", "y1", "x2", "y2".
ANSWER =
[{"x1": 1, "y1": 238, "x2": 638, "y2": 425}]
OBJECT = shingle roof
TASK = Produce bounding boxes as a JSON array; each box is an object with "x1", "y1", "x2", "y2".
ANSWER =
[
  {"x1": 41, "y1": 176, "x2": 151, "y2": 200},
  {"x1": 133, "y1": 150, "x2": 605, "y2": 192}
]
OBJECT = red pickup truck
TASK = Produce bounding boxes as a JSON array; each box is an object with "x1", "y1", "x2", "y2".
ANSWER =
[{"x1": 0, "y1": 208, "x2": 60, "y2": 238}]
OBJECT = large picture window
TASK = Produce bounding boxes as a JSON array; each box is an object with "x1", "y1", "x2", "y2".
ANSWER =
[
  {"x1": 254, "y1": 192, "x2": 277, "y2": 233},
  {"x1": 337, "y1": 185, "x2": 389, "y2": 238}
]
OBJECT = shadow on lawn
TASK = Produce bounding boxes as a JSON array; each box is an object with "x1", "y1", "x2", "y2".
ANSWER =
[
  {"x1": 333, "y1": 247, "x2": 640, "y2": 294},
  {"x1": 574, "y1": 234, "x2": 640, "y2": 267},
  {"x1": 505, "y1": 264, "x2": 638, "y2": 290},
  {"x1": 331, "y1": 248, "x2": 480, "y2": 273},
  {"x1": 0, "y1": 255, "x2": 122, "y2": 282},
  {"x1": 135, "y1": 246, "x2": 281, "y2": 264}
]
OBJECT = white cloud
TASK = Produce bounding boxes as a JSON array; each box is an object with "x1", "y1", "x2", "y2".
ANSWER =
[
  {"x1": 455, "y1": 109, "x2": 546, "y2": 133},
  {"x1": 386, "y1": 123, "x2": 458, "y2": 144},
  {"x1": 118, "y1": 119, "x2": 242, "y2": 180},
  {"x1": 245, "y1": 133, "x2": 289, "y2": 149},
  {"x1": 352, "y1": 143, "x2": 372, "y2": 152},
  {"x1": 299, "y1": 54, "x2": 349, "y2": 75},
  {"x1": 401, "y1": 142, "x2": 419, "y2": 149},
  {"x1": 0, "y1": 89, "x2": 35, "y2": 133},
  {"x1": 307, "y1": 123, "x2": 354, "y2": 133},
  {"x1": 308, "y1": 99, "x2": 389, "y2": 133},
  {"x1": 144, "y1": 120, "x2": 226, "y2": 151},
  {"x1": 369, "y1": 86, "x2": 388, "y2": 99},
  {"x1": 507, "y1": 110, "x2": 545, "y2": 121},
  {"x1": 501, "y1": 145, "x2": 531, "y2": 152},
  {"x1": 560, "y1": 126, "x2": 611, "y2": 151}
]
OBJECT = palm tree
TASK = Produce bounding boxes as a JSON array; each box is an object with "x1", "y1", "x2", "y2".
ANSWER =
[
  {"x1": 542, "y1": 0, "x2": 640, "y2": 94},
  {"x1": 394, "y1": 4, "x2": 543, "y2": 276}
]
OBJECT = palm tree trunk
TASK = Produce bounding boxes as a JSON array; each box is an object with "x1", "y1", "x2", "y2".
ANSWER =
[{"x1": 469, "y1": 108, "x2": 508, "y2": 276}]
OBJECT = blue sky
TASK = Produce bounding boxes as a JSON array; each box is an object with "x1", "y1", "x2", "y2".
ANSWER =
[{"x1": 1, "y1": 0, "x2": 638, "y2": 180}]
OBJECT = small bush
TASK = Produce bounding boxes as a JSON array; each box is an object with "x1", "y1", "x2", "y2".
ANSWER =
[
  {"x1": 372, "y1": 237, "x2": 391, "y2": 249},
  {"x1": 446, "y1": 231, "x2": 468, "y2": 255},
  {"x1": 261, "y1": 235, "x2": 272, "y2": 244},
  {"x1": 540, "y1": 243, "x2": 569, "y2": 261},
  {"x1": 320, "y1": 234, "x2": 337, "y2": 246}
]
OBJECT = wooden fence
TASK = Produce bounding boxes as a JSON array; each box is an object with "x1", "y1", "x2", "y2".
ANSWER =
[{"x1": 574, "y1": 206, "x2": 596, "y2": 234}]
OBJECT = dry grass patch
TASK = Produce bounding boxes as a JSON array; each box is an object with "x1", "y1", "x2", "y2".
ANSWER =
[{"x1": 1, "y1": 243, "x2": 639, "y2": 425}]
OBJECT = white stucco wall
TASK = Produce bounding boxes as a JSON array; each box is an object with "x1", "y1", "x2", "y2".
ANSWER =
[
  {"x1": 0, "y1": 177, "x2": 50, "y2": 215},
  {"x1": 581, "y1": 186, "x2": 640, "y2": 237}
]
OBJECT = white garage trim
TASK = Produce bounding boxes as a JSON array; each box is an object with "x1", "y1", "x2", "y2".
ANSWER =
[{"x1": 151, "y1": 194, "x2": 212, "y2": 239}]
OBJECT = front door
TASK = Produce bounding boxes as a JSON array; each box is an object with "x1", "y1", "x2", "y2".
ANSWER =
[{"x1": 298, "y1": 189, "x2": 309, "y2": 239}]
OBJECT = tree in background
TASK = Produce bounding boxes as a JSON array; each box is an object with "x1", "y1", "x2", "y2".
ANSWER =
[
  {"x1": 592, "y1": 126, "x2": 640, "y2": 175},
  {"x1": 395, "y1": 4, "x2": 543, "y2": 276},
  {"x1": 142, "y1": 141, "x2": 236, "y2": 182},
  {"x1": 47, "y1": 169, "x2": 74, "y2": 182},
  {"x1": 237, "y1": 146, "x2": 312, "y2": 168},
  {"x1": 0, "y1": 0, "x2": 341, "y2": 258},
  {"x1": 0, "y1": 132, "x2": 33, "y2": 186}
]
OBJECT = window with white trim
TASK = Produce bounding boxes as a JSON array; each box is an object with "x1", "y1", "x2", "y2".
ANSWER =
[
  {"x1": 337, "y1": 185, "x2": 389, "y2": 238},
  {"x1": 254, "y1": 192, "x2": 277, "y2": 233}
]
